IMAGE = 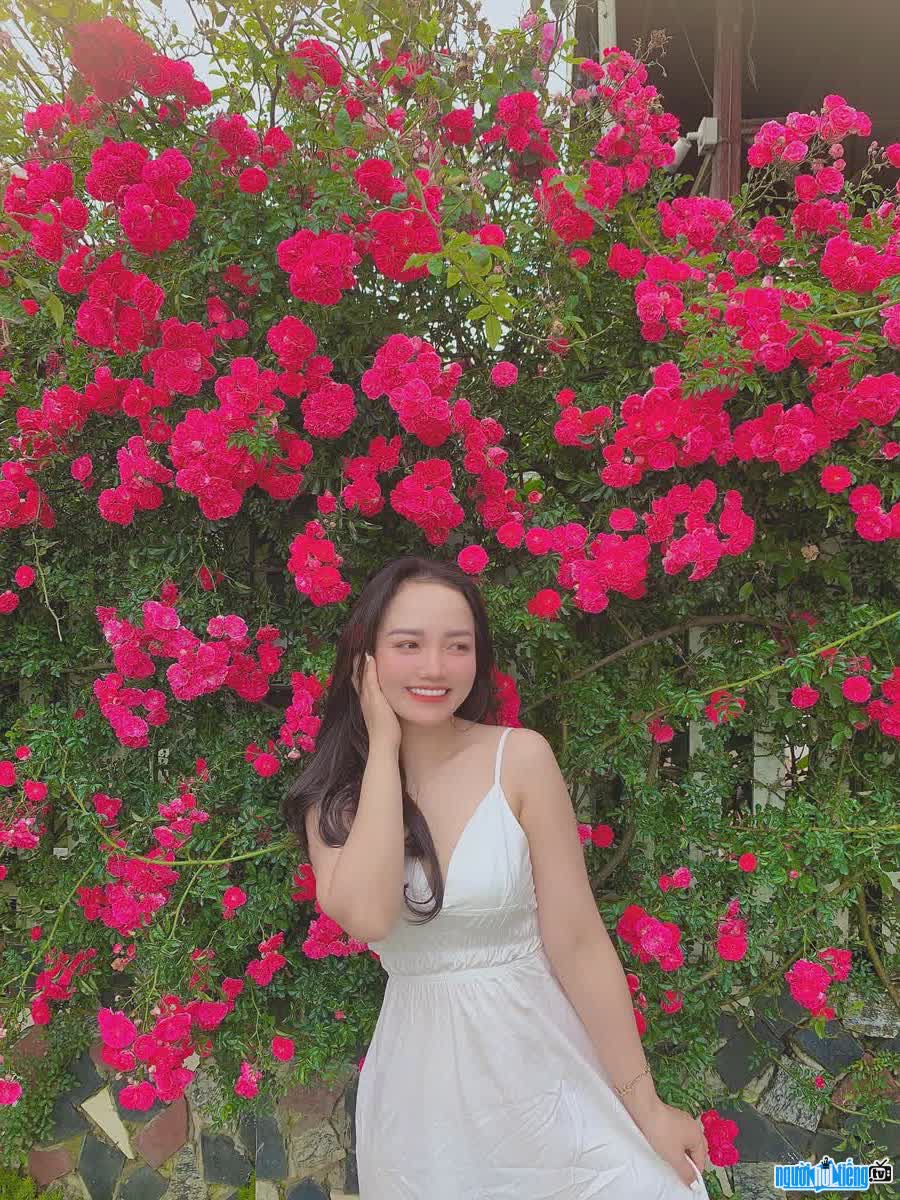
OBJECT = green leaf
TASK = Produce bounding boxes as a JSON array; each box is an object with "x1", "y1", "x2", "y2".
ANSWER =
[
  {"x1": 426, "y1": 254, "x2": 444, "y2": 277},
  {"x1": 333, "y1": 108, "x2": 352, "y2": 143},
  {"x1": 0, "y1": 290, "x2": 25, "y2": 323},
  {"x1": 413, "y1": 17, "x2": 440, "y2": 47},
  {"x1": 45, "y1": 293, "x2": 64, "y2": 330},
  {"x1": 485, "y1": 314, "x2": 501, "y2": 347}
]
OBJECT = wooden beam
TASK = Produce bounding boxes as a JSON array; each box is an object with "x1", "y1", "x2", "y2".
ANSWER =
[{"x1": 711, "y1": 0, "x2": 743, "y2": 199}]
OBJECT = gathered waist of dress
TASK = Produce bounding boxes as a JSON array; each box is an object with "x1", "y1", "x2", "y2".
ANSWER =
[{"x1": 381, "y1": 938, "x2": 549, "y2": 982}]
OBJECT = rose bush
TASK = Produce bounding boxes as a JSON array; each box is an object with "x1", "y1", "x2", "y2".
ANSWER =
[{"x1": 0, "y1": 0, "x2": 897, "y2": 1180}]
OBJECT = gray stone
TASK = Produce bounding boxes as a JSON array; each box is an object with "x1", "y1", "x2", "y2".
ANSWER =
[
  {"x1": 78, "y1": 1134, "x2": 125, "y2": 1200},
  {"x1": 757, "y1": 1059, "x2": 826, "y2": 1132},
  {"x1": 286, "y1": 1182, "x2": 329, "y2": 1200},
  {"x1": 790, "y1": 1025, "x2": 865, "y2": 1073},
  {"x1": 775, "y1": 985, "x2": 809, "y2": 1027},
  {"x1": 844, "y1": 1101, "x2": 900, "y2": 1158},
  {"x1": 717, "y1": 1103, "x2": 803, "y2": 1164},
  {"x1": 65, "y1": 1050, "x2": 104, "y2": 1104},
  {"x1": 119, "y1": 1166, "x2": 167, "y2": 1200},
  {"x1": 189, "y1": 1061, "x2": 235, "y2": 1132},
  {"x1": 715, "y1": 1017, "x2": 781, "y2": 1091},
  {"x1": 200, "y1": 1132, "x2": 251, "y2": 1187},
  {"x1": 770, "y1": 1120, "x2": 816, "y2": 1157},
  {"x1": 286, "y1": 1122, "x2": 342, "y2": 1175},
  {"x1": 730, "y1": 1161, "x2": 780, "y2": 1199},
  {"x1": 344, "y1": 1149, "x2": 359, "y2": 1194},
  {"x1": 164, "y1": 1145, "x2": 206, "y2": 1200},
  {"x1": 753, "y1": 997, "x2": 795, "y2": 1039},
  {"x1": 255, "y1": 1114, "x2": 288, "y2": 1180},
  {"x1": 809, "y1": 1127, "x2": 851, "y2": 1162},
  {"x1": 45, "y1": 1096, "x2": 89, "y2": 1142},
  {"x1": 841, "y1": 993, "x2": 900, "y2": 1040},
  {"x1": 344, "y1": 1078, "x2": 358, "y2": 1192},
  {"x1": 236, "y1": 1112, "x2": 257, "y2": 1157}
]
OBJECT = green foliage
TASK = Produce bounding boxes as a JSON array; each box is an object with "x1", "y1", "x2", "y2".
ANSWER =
[
  {"x1": 0, "y1": 1164, "x2": 61, "y2": 1199},
  {"x1": 0, "y1": 0, "x2": 896, "y2": 1183}
]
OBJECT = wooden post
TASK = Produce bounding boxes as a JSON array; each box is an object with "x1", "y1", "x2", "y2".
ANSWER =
[
  {"x1": 710, "y1": 0, "x2": 743, "y2": 200},
  {"x1": 597, "y1": 0, "x2": 617, "y2": 54}
]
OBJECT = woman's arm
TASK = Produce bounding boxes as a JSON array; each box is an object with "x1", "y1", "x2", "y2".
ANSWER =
[{"x1": 511, "y1": 729, "x2": 660, "y2": 1121}]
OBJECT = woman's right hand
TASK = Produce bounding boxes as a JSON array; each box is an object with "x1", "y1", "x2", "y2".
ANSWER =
[{"x1": 352, "y1": 652, "x2": 402, "y2": 750}]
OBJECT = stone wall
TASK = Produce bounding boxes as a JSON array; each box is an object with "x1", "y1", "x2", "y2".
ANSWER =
[
  {"x1": 20, "y1": 1027, "x2": 359, "y2": 1200},
  {"x1": 18, "y1": 983, "x2": 899, "y2": 1200}
]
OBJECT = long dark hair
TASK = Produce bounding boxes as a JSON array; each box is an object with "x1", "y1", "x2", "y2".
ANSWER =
[{"x1": 282, "y1": 554, "x2": 502, "y2": 923}]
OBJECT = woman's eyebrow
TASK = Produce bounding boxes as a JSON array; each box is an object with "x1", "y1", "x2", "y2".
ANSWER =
[{"x1": 384, "y1": 627, "x2": 473, "y2": 637}]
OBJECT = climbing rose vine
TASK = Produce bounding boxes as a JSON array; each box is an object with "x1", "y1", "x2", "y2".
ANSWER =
[{"x1": 0, "y1": 0, "x2": 897, "y2": 1176}]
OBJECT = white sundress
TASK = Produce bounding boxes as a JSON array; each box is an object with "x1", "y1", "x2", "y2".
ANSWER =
[{"x1": 356, "y1": 725, "x2": 710, "y2": 1199}]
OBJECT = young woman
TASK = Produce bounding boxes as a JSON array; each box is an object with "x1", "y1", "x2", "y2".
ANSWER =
[{"x1": 283, "y1": 555, "x2": 709, "y2": 1198}]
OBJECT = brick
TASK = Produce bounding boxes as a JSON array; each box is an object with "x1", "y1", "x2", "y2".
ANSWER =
[
  {"x1": 13, "y1": 1025, "x2": 50, "y2": 1059},
  {"x1": 133, "y1": 1095, "x2": 188, "y2": 1169},
  {"x1": 278, "y1": 1072, "x2": 350, "y2": 1132},
  {"x1": 27, "y1": 1146, "x2": 74, "y2": 1187}
]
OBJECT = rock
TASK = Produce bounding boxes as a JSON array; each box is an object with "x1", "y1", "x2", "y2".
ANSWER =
[
  {"x1": 254, "y1": 1113, "x2": 288, "y2": 1180},
  {"x1": 65, "y1": 1050, "x2": 104, "y2": 1105},
  {"x1": 278, "y1": 1071, "x2": 351, "y2": 1132},
  {"x1": 716, "y1": 1103, "x2": 803, "y2": 1164},
  {"x1": 286, "y1": 1181, "x2": 329, "y2": 1200},
  {"x1": 163, "y1": 1144, "x2": 206, "y2": 1200},
  {"x1": 757, "y1": 1058, "x2": 826, "y2": 1132},
  {"x1": 789, "y1": 1026, "x2": 865, "y2": 1073},
  {"x1": 78, "y1": 1134, "x2": 125, "y2": 1200},
  {"x1": 189, "y1": 1062, "x2": 235, "y2": 1133},
  {"x1": 286, "y1": 1122, "x2": 342, "y2": 1175},
  {"x1": 730, "y1": 1161, "x2": 780, "y2": 1199},
  {"x1": 44, "y1": 1096, "x2": 89, "y2": 1143},
  {"x1": 200, "y1": 1132, "x2": 251, "y2": 1187},
  {"x1": 81, "y1": 1085, "x2": 134, "y2": 1158},
  {"x1": 133, "y1": 1096, "x2": 189, "y2": 1169},
  {"x1": 119, "y1": 1166, "x2": 167, "y2": 1200},
  {"x1": 841, "y1": 992, "x2": 900, "y2": 1040},
  {"x1": 714, "y1": 1017, "x2": 781, "y2": 1091},
  {"x1": 14, "y1": 1026, "x2": 50, "y2": 1059},
  {"x1": 27, "y1": 1146, "x2": 74, "y2": 1187}
]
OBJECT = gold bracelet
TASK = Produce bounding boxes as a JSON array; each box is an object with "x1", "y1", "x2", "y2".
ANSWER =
[{"x1": 613, "y1": 1064, "x2": 651, "y2": 1098}]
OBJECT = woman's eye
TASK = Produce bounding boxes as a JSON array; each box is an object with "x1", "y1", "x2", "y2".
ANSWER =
[{"x1": 396, "y1": 642, "x2": 470, "y2": 650}]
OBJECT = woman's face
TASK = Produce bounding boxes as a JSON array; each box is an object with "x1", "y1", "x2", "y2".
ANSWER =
[{"x1": 373, "y1": 581, "x2": 478, "y2": 719}]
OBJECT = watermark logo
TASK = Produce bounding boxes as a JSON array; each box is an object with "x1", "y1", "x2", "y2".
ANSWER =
[{"x1": 773, "y1": 1155, "x2": 894, "y2": 1192}]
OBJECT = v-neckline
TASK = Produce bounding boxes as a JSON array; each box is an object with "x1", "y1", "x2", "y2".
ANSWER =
[{"x1": 440, "y1": 782, "x2": 498, "y2": 885}]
